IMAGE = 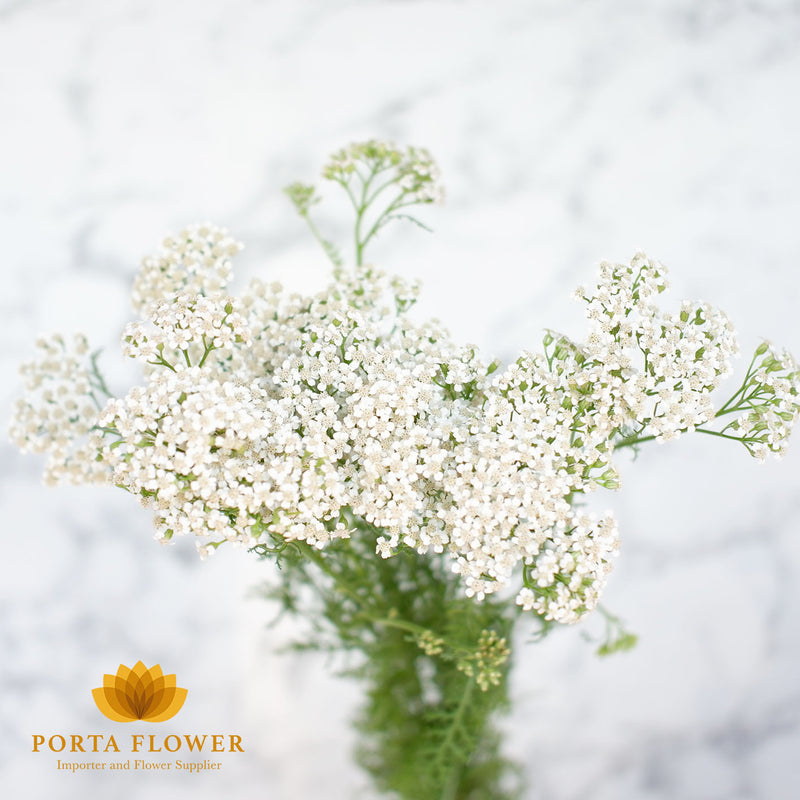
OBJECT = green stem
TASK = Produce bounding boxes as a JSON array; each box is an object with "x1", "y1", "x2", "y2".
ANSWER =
[
  {"x1": 299, "y1": 213, "x2": 341, "y2": 267},
  {"x1": 695, "y1": 427, "x2": 750, "y2": 443},
  {"x1": 355, "y1": 207, "x2": 365, "y2": 265},
  {"x1": 614, "y1": 433, "x2": 657, "y2": 448},
  {"x1": 366, "y1": 175, "x2": 404, "y2": 206},
  {"x1": 339, "y1": 179, "x2": 361, "y2": 213},
  {"x1": 89, "y1": 351, "x2": 113, "y2": 397},
  {"x1": 354, "y1": 165, "x2": 381, "y2": 265},
  {"x1": 147, "y1": 357, "x2": 177, "y2": 373},
  {"x1": 717, "y1": 349, "x2": 760, "y2": 415},
  {"x1": 616, "y1": 425, "x2": 755, "y2": 451},
  {"x1": 296, "y1": 541, "x2": 370, "y2": 611},
  {"x1": 438, "y1": 678, "x2": 475, "y2": 800},
  {"x1": 361, "y1": 194, "x2": 420, "y2": 252},
  {"x1": 197, "y1": 339, "x2": 214, "y2": 368}
]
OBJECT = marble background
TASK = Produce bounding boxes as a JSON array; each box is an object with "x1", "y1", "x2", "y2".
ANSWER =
[{"x1": 2, "y1": 1, "x2": 800, "y2": 798}]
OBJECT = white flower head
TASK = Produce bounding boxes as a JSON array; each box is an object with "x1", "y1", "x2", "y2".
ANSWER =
[{"x1": 12, "y1": 227, "x2": 800, "y2": 628}]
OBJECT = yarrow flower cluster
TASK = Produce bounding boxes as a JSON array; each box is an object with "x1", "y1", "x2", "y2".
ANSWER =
[
  {"x1": 575, "y1": 256, "x2": 739, "y2": 442},
  {"x1": 123, "y1": 292, "x2": 251, "y2": 372},
  {"x1": 10, "y1": 143, "x2": 800, "y2": 630},
  {"x1": 721, "y1": 342, "x2": 800, "y2": 460},
  {"x1": 12, "y1": 245, "x2": 800, "y2": 626},
  {"x1": 9, "y1": 333, "x2": 109, "y2": 486},
  {"x1": 457, "y1": 630, "x2": 511, "y2": 692},
  {"x1": 131, "y1": 223, "x2": 242, "y2": 314},
  {"x1": 322, "y1": 139, "x2": 444, "y2": 205}
]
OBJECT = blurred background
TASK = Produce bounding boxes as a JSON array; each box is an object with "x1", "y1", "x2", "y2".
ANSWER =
[{"x1": 2, "y1": 1, "x2": 799, "y2": 798}]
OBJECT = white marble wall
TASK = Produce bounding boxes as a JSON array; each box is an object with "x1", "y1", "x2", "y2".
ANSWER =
[{"x1": 2, "y1": 1, "x2": 800, "y2": 798}]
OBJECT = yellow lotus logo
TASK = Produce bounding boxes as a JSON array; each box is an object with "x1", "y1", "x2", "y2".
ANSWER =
[{"x1": 92, "y1": 662, "x2": 187, "y2": 723}]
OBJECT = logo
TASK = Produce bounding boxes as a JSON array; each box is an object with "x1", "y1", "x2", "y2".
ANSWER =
[
  {"x1": 32, "y1": 662, "x2": 243, "y2": 774},
  {"x1": 92, "y1": 662, "x2": 187, "y2": 723}
]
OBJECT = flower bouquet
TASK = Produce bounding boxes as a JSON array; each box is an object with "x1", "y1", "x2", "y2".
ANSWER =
[{"x1": 11, "y1": 141, "x2": 800, "y2": 800}]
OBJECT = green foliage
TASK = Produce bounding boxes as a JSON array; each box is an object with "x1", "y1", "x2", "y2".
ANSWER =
[
  {"x1": 597, "y1": 631, "x2": 638, "y2": 657},
  {"x1": 593, "y1": 606, "x2": 638, "y2": 658},
  {"x1": 257, "y1": 516, "x2": 524, "y2": 800}
]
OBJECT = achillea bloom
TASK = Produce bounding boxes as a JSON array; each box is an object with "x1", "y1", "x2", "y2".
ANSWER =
[{"x1": 11, "y1": 230, "x2": 800, "y2": 627}]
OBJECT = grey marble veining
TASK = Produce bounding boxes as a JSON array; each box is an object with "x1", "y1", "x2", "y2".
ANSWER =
[{"x1": 2, "y1": 1, "x2": 800, "y2": 798}]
